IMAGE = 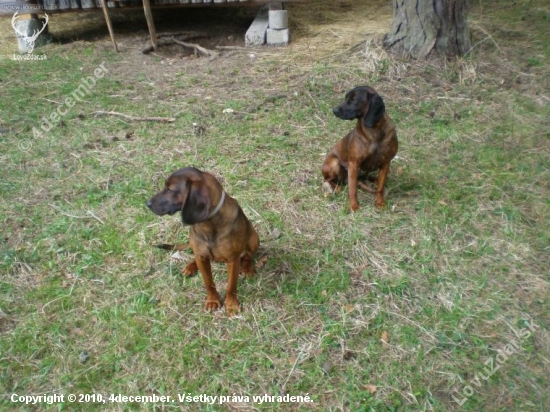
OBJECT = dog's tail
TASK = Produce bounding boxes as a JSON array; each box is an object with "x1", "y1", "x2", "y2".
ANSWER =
[{"x1": 154, "y1": 243, "x2": 190, "y2": 251}]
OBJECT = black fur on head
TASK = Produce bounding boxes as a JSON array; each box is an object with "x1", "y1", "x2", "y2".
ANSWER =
[{"x1": 332, "y1": 86, "x2": 386, "y2": 128}]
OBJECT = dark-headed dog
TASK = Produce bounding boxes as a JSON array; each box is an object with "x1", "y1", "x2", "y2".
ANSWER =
[
  {"x1": 147, "y1": 167, "x2": 259, "y2": 316},
  {"x1": 322, "y1": 86, "x2": 398, "y2": 210}
]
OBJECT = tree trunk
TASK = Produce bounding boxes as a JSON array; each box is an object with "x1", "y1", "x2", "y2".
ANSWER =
[{"x1": 383, "y1": 0, "x2": 471, "y2": 59}]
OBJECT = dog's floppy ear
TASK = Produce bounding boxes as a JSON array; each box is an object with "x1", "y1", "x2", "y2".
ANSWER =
[
  {"x1": 181, "y1": 181, "x2": 211, "y2": 224},
  {"x1": 363, "y1": 94, "x2": 385, "y2": 128}
]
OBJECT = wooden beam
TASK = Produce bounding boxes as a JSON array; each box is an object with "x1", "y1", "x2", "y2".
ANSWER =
[
  {"x1": 99, "y1": 0, "x2": 118, "y2": 52},
  {"x1": 142, "y1": 0, "x2": 158, "y2": 52}
]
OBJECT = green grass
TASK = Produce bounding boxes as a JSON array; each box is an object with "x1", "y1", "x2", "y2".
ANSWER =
[{"x1": 1, "y1": 0, "x2": 549, "y2": 411}]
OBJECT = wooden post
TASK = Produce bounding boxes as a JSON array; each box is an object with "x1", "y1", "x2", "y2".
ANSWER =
[
  {"x1": 142, "y1": 0, "x2": 158, "y2": 52},
  {"x1": 99, "y1": 0, "x2": 119, "y2": 52}
]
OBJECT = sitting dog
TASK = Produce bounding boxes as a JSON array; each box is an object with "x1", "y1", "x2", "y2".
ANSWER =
[
  {"x1": 147, "y1": 167, "x2": 259, "y2": 315},
  {"x1": 322, "y1": 86, "x2": 398, "y2": 210}
]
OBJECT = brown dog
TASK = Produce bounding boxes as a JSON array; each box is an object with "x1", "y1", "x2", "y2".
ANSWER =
[
  {"x1": 322, "y1": 86, "x2": 398, "y2": 210},
  {"x1": 147, "y1": 167, "x2": 259, "y2": 315}
]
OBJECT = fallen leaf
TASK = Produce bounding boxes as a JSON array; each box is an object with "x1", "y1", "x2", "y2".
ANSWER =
[
  {"x1": 344, "y1": 304, "x2": 355, "y2": 313},
  {"x1": 255, "y1": 255, "x2": 268, "y2": 269},
  {"x1": 267, "y1": 228, "x2": 281, "y2": 240},
  {"x1": 343, "y1": 350, "x2": 355, "y2": 360},
  {"x1": 381, "y1": 331, "x2": 390, "y2": 348},
  {"x1": 363, "y1": 384, "x2": 377, "y2": 394},
  {"x1": 321, "y1": 361, "x2": 333, "y2": 374},
  {"x1": 79, "y1": 351, "x2": 90, "y2": 364}
]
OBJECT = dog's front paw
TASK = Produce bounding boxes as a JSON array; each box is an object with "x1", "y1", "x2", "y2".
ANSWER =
[
  {"x1": 225, "y1": 295, "x2": 240, "y2": 316},
  {"x1": 205, "y1": 298, "x2": 222, "y2": 312},
  {"x1": 350, "y1": 202, "x2": 360, "y2": 212},
  {"x1": 375, "y1": 198, "x2": 386, "y2": 209}
]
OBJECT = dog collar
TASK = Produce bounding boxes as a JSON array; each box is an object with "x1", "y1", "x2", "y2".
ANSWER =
[{"x1": 207, "y1": 191, "x2": 226, "y2": 219}]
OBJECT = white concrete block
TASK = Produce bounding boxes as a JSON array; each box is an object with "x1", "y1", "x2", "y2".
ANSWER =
[
  {"x1": 269, "y1": 10, "x2": 288, "y2": 29},
  {"x1": 245, "y1": 5, "x2": 268, "y2": 46},
  {"x1": 266, "y1": 28, "x2": 289, "y2": 46}
]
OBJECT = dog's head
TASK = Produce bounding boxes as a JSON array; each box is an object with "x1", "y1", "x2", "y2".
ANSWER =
[
  {"x1": 332, "y1": 86, "x2": 386, "y2": 128},
  {"x1": 146, "y1": 167, "x2": 212, "y2": 225}
]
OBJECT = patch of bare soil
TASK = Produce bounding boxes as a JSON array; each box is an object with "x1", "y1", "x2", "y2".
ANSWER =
[
  {"x1": 0, "y1": 1, "x2": 394, "y2": 96},
  {"x1": 52, "y1": 7, "x2": 257, "y2": 55}
]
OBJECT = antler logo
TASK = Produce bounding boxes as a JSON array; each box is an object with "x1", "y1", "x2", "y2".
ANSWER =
[{"x1": 12, "y1": 11, "x2": 49, "y2": 54}]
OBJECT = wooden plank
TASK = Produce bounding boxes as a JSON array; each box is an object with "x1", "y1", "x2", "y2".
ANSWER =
[
  {"x1": 142, "y1": 0, "x2": 158, "y2": 51},
  {"x1": 42, "y1": 0, "x2": 55, "y2": 10},
  {"x1": 99, "y1": 0, "x2": 119, "y2": 52},
  {"x1": 58, "y1": 0, "x2": 71, "y2": 9}
]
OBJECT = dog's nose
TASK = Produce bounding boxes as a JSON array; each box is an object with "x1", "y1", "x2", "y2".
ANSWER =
[
  {"x1": 333, "y1": 106, "x2": 341, "y2": 116},
  {"x1": 146, "y1": 200, "x2": 152, "y2": 209}
]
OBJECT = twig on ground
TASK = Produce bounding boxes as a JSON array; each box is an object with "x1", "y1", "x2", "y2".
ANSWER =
[
  {"x1": 157, "y1": 31, "x2": 206, "y2": 39},
  {"x1": 281, "y1": 346, "x2": 306, "y2": 392},
  {"x1": 48, "y1": 204, "x2": 105, "y2": 224},
  {"x1": 94, "y1": 111, "x2": 176, "y2": 123},
  {"x1": 141, "y1": 33, "x2": 207, "y2": 54},
  {"x1": 171, "y1": 38, "x2": 218, "y2": 58},
  {"x1": 42, "y1": 97, "x2": 61, "y2": 105},
  {"x1": 465, "y1": 23, "x2": 502, "y2": 56},
  {"x1": 215, "y1": 45, "x2": 244, "y2": 50},
  {"x1": 248, "y1": 94, "x2": 287, "y2": 113}
]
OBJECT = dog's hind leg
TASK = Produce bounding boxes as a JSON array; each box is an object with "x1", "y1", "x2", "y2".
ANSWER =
[
  {"x1": 182, "y1": 260, "x2": 198, "y2": 276},
  {"x1": 374, "y1": 163, "x2": 391, "y2": 208},
  {"x1": 321, "y1": 154, "x2": 345, "y2": 190},
  {"x1": 241, "y1": 228, "x2": 259, "y2": 277}
]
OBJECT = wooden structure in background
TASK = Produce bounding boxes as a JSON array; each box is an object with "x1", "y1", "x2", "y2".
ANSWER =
[
  {"x1": 0, "y1": 0, "x2": 293, "y2": 52},
  {"x1": 0, "y1": 0, "x2": 291, "y2": 14}
]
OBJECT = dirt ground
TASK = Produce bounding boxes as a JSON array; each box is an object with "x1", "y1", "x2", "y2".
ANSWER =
[
  {"x1": 53, "y1": 6, "x2": 260, "y2": 53},
  {"x1": 1, "y1": 0, "x2": 543, "y2": 106},
  {"x1": 0, "y1": 1, "x2": 392, "y2": 79}
]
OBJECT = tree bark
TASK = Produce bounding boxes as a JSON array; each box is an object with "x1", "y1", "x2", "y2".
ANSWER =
[{"x1": 383, "y1": 0, "x2": 471, "y2": 59}]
